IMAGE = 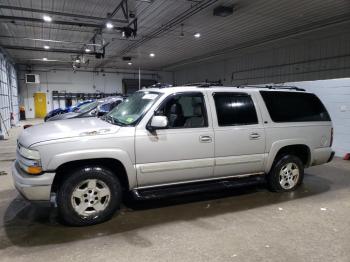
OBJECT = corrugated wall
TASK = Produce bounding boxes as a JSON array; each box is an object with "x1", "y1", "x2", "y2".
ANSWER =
[
  {"x1": 173, "y1": 26, "x2": 350, "y2": 85},
  {"x1": 0, "y1": 51, "x2": 19, "y2": 139}
]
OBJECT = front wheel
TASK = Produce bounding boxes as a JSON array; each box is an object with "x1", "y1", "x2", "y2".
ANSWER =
[
  {"x1": 57, "y1": 166, "x2": 122, "y2": 226},
  {"x1": 267, "y1": 155, "x2": 304, "y2": 192}
]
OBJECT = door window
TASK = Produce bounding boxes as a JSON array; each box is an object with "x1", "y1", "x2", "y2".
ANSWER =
[
  {"x1": 213, "y1": 92, "x2": 258, "y2": 126},
  {"x1": 156, "y1": 93, "x2": 208, "y2": 128}
]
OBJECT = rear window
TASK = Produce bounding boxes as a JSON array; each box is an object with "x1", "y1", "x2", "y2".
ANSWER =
[{"x1": 260, "y1": 91, "x2": 331, "y2": 122}]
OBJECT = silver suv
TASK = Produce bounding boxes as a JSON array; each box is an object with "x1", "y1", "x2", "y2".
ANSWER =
[{"x1": 12, "y1": 85, "x2": 334, "y2": 226}]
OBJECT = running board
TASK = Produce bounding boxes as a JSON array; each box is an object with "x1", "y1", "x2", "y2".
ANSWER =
[{"x1": 132, "y1": 175, "x2": 265, "y2": 200}]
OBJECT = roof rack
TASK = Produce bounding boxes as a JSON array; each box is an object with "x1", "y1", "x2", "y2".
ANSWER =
[
  {"x1": 237, "y1": 85, "x2": 305, "y2": 91},
  {"x1": 184, "y1": 81, "x2": 224, "y2": 87},
  {"x1": 145, "y1": 83, "x2": 173, "y2": 89}
]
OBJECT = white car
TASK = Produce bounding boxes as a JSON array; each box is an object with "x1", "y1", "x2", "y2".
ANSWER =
[{"x1": 12, "y1": 84, "x2": 334, "y2": 226}]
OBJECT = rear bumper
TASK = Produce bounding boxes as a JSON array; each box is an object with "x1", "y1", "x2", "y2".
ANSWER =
[
  {"x1": 12, "y1": 161, "x2": 55, "y2": 201},
  {"x1": 327, "y1": 151, "x2": 335, "y2": 163},
  {"x1": 312, "y1": 147, "x2": 333, "y2": 166}
]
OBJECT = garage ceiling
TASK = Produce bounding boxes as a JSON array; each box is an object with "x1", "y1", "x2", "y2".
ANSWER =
[{"x1": 0, "y1": 0, "x2": 349, "y2": 70}]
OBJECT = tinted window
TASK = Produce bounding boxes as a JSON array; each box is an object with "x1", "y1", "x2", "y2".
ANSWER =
[
  {"x1": 260, "y1": 91, "x2": 331, "y2": 122},
  {"x1": 156, "y1": 93, "x2": 207, "y2": 128},
  {"x1": 214, "y1": 93, "x2": 258, "y2": 126}
]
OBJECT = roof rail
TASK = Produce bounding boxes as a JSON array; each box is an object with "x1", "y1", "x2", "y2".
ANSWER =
[
  {"x1": 184, "y1": 81, "x2": 224, "y2": 87},
  {"x1": 237, "y1": 85, "x2": 305, "y2": 91}
]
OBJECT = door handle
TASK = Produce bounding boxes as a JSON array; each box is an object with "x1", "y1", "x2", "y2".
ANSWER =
[
  {"x1": 249, "y1": 133, "x2": 261, "y2": 140},
  {"x1": 199, "y1": 135, "x2": 212, "y2": 143}
]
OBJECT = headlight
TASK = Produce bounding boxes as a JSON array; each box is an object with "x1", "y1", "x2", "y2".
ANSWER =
[
  {"x1": 17, "y1": 145, "x2": 42, "y2": 175},
  {"x1": 19, "y1": 146, "x2": 41, "y2": 160}
]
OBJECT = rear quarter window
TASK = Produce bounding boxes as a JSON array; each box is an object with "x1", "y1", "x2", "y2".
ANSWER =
[{"x1": 260, "y1": 91, "x2": 331, "y2": 122}]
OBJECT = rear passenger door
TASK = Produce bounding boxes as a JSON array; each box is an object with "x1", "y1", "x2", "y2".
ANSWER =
[{"x1": 209, "y1": 92, "x2": 266, "y2": 177}]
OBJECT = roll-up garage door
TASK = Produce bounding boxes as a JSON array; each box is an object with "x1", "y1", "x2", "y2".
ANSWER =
[{"x1": 0, "y1": 53, "x2": 18, "y2": 139}]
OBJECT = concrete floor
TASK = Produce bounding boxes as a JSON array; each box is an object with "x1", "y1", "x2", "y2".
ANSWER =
[{"x1": 0, "y1": 120, "x2": 350, "y2": 262}]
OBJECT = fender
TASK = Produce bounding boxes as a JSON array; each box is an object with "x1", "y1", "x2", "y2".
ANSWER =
[
  {"x1": 47, "y1": 148, "x2": 137, "y2": 189},
  {"x1": 265, "y1": 139, "x2": 313, "y2": 173}
]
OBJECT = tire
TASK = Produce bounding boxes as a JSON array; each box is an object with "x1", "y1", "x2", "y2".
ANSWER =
[
  {"x1": 267, "y1": 154, "x2": 304, "y2": 192},
  {"x1": 57, "y1": 166, "x2": 122, "y2": 226}
]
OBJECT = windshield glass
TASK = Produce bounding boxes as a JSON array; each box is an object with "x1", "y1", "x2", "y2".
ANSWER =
[
  {"x1": 106, "y1": 91, "x2": 161, "y2": 126},
  {"x1": 76, "y1": 101, "x2": 97, "y2": 114}
]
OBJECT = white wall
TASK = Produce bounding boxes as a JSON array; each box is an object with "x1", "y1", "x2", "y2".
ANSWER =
[
  {"x1": 18, "y1": 68, "x2": 173, "y2": 119},
  {"x1": 285, "y1": 78, "x2": 350, "y2": 157}
]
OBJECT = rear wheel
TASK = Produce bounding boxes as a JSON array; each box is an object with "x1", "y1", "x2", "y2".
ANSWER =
[
  {"x1": 57, "y1": 166, "x2": 122, "y2": 226},
  {"x1": 267, "y1": 155, "x2": 304, "y2": 192}
]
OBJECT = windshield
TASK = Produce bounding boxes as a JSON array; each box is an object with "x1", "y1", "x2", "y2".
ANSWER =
[
  {"x1": 76, "y1": 101, "x2": 97, "y2": 114},
  {"x1": 106, "y1": 91, "x2": 161, "y2": 126}
]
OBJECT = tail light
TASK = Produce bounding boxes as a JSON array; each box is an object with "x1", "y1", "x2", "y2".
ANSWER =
[{"x1": 330, "y1": 128, "x2": 333, "y2": 147}]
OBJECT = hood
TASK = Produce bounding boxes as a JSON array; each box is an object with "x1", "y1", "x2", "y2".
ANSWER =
[
  {"x1": 46, "y1": 112, "x2": 80, "y2": 121},
  {"x1": 19, "y1": 117, "x2": 120, "y2": 148}
]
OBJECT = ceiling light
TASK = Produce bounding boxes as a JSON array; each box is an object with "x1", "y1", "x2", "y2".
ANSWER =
[
  {"x1": 85, "y1": 48, "x2": 91, "y2": 53},
  {"x1": 43, "y1": 45, "x2": 50, "y2": 49},
  {"x1": 42, "y1": 58, "x2": 48, "y2": 61},
  {"x1": 106, "y1": 22, "x2": 114, "y2": 29},
  {"x1": 43, "y1": 15, "x2": 52, "y2": 22},
  {"x1": 194, "y1": 33, "x2": 201, "y2": 38},
  {"x1": 149, "y1": 53, "x2": 155, "y2": 57},
  {"x1": 128, "y1": 62, "x2": 132, "y2": 66}
]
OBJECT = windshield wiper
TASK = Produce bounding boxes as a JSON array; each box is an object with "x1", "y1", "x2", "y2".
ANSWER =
[{"x1": 105, "y1": 115, "x2": 127, "y2": 126}]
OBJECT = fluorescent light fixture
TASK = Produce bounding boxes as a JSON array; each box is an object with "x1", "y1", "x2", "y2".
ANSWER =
[
  {"x1": 43, "y1": 45, "x2": 50, "y2": 49},
  {"x1": 85, "y1": 48, "x2": 91, "y2": 53},
  {"x1": 149, "y1": 53, "x2": 155, "y2": 57},
  {"x1": 42, "y1": 58, "x2": 48, "y2": 61},
  {"x1": 43, "y1": 15, "x2": 52, "y2": 22},
  {"x1": 194, "y1": 33, "x2": 201, "y2": 38},
  {"x1": 128, "y1": 62, "x2": 132, "y2": 66},
  {"x1": 106, "y1": 22, "x2": 114, "y2": 29}
]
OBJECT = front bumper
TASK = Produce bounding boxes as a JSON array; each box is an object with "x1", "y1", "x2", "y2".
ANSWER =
[{"x1": 12, "y1": 161, "x2": 55, "y2": 201}]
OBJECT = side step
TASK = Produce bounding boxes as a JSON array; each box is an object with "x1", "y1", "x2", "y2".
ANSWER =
[{"x1": 132, "y1": 174, "x2": 265, "y2": 200}]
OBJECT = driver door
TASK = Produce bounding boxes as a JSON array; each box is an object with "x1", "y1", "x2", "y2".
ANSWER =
[{"x1": 135, "y1": 92, "x2": 215, "y2": 187}]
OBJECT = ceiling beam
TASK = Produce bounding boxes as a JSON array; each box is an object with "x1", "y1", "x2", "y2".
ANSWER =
[
  {"x1": 1, "y1": 45, "x2": 99, "y2": 55},
  {"x1": 0, "y1": 15, "x2": 103, "y2": 28},
  {"x1": 0, "y1": 5, "x2": 128, "y2": 24},
  {"x1": 95, "y1": 0, "x2": 218, "y2": 69}
]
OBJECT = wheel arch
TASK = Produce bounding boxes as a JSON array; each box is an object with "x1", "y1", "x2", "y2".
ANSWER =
[
  {"x1": 266, "y1": 141, "x2": 312, "y2": 173},
  {"x1": 51, "y1": 158, "x2": 132, "y2": 194}
]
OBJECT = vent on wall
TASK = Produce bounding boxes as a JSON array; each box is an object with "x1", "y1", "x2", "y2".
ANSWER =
[{"x1": 25, "y1": 74, "x2": 40, "y2": 84}]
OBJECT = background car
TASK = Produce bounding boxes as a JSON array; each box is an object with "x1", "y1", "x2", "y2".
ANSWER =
[
  {"x1": 46, "y1": 96, "x2": 125, "y2": 121},
  {"x1": 44, "y1": 100, "x2": 94, "y2": 121}
]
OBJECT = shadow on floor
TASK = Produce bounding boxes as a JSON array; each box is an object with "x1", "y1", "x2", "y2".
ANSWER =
[{"x1": 0, "y1": 173, "x2": 337, "y2": 249}]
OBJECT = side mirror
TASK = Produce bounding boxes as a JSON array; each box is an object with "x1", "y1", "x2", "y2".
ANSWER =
[{"x1": 148, "y1": 115, "x2": 168, "y2": 131}]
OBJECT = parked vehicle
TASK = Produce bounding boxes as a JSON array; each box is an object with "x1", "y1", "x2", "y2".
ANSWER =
[
  {"x1": 44, "y1": 100, "x2": 94, "y2": 122},
  {"x1": 46, "y1": 96, "x2": 124, "y2": 121},
  {"x1": 12, "y1": 85, "x2": 334, "y2": 226}
]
